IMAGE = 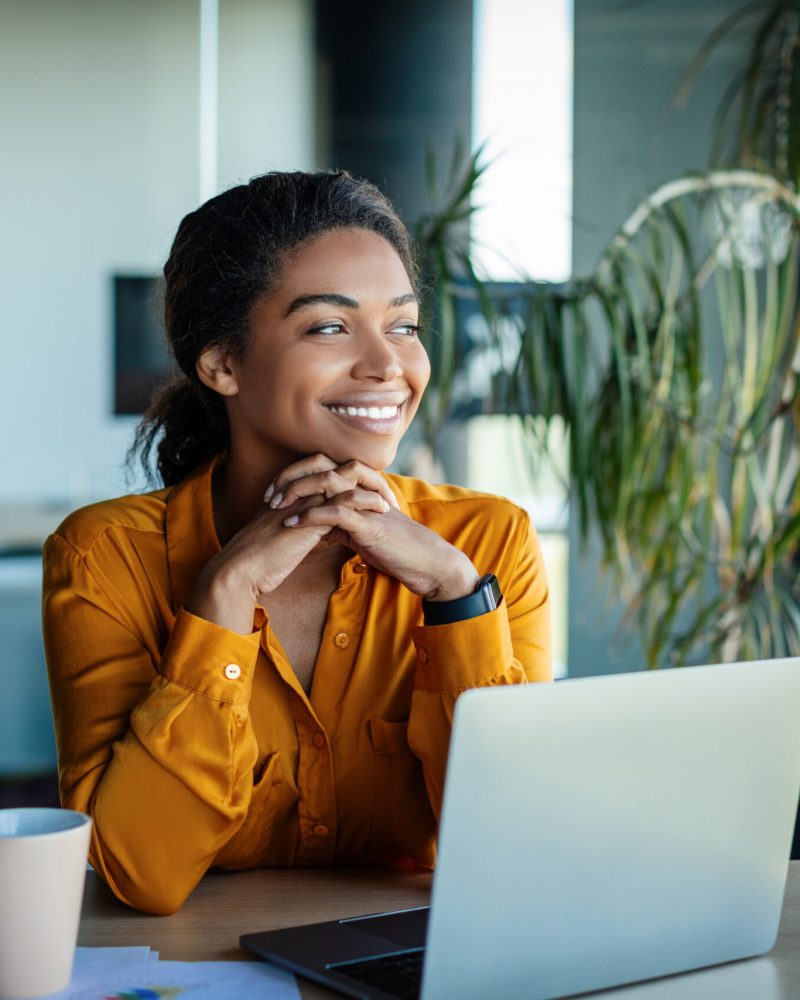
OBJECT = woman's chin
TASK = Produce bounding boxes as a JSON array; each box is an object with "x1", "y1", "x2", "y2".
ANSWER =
[{"x1": 321, "y1": 439, "x2": 399, "y2": 471}]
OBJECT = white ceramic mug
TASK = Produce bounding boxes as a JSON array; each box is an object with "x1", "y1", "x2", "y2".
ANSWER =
[{"x1": 0, "y1": 807, "x2": 92, "y2": 998}]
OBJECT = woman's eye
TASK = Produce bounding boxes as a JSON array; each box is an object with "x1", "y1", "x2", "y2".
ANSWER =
[
  {"x1": 308, "y1": 322, "x2": 347, "y2": 336},
  {"x1": 390, "y1": 323, "x2": 420, "y2": 337}
]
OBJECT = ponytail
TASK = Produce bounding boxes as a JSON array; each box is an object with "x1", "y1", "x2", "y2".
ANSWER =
[{"x1": 131, "y1": 375, "x2": 229, "y2": 487}]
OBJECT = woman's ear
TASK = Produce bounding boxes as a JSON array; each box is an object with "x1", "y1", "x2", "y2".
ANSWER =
[{"x1": 196, "y1": 346, "x2": 239, "y2": 396}]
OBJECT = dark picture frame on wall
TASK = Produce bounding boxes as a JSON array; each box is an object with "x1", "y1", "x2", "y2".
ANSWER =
[{"x1": 113, "y1": 274, "x2": 173, "y2": 415}]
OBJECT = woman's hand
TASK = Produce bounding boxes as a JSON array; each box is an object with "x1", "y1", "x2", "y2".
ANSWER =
[
  {"x1": 273, "y1": 456, "x2": 479, "y2": 603},
  {"x1": 188, "y1": 452, "x2": 478, "y2": 634},
  {"x1": 187, "y1": 475, "x2": 388, "y2": 634},
  {"x1": 264, "y1": 453, "x2": 400, "y2": 512}
]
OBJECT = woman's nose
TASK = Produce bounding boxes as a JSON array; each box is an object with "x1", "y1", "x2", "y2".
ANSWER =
[{"x1": 350, "y1": 332, "x2": 404, "y2": 381}]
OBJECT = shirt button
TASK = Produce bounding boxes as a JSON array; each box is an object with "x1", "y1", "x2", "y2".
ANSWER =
[
  {"x1": 334, "y1": 632, "x2": 350, "y2": 648},
  {"x1": 417, "y1": 648, "x2": 429, "y2": 665},
  {"x1": 313, "y1": 823, "x2": 329, "y2": 837},
  {"x1": 312, "y1": 732, "x2": 325, "y2": 749},
  {"x1": 224, "y1": 663, "x2": 241, "y2": 680},
  {"x1": 353, "y1": 562, "x2": 367, "y2": 574}
]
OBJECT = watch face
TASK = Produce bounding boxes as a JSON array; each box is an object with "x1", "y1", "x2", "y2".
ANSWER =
[
  {"x1": 479, "y1": 574, "x2": 502, "y2": 609},
  {"x1": 470, "y1": 574, "x2": 500, "y2": 613}
]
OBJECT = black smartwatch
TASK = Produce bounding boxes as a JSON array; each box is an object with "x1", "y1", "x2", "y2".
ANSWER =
[{"x1": 421, "y1": 574, "x2": 503, "y2": 626}]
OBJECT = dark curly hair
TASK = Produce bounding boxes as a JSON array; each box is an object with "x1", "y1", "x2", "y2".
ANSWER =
[{"x1": 131, "y1": 170, "x2": 417, "y2": 486}]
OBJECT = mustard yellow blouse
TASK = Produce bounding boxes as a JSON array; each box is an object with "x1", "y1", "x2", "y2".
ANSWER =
[{"x1": 42, "y1": 458, "x2": 551, "y2": 914}]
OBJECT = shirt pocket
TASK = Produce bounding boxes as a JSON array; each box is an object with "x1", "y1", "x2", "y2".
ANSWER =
[
  {"x1": 217, "y1": 750, "x2": 285, "y2": 869},
  {"x1": 367, "y1": 719, "x2": 437, "y2": 862}
]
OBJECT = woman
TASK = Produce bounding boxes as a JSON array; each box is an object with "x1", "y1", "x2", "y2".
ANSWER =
[{"x1": 43, "y1": 171, "x2": 551, "y2": 915}]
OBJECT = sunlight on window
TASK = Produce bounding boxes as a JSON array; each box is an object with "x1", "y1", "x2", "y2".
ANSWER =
[
  {"x1": 470, "y1": 2, "x2": 573, "y2": 673},
  {"x1": 472, "y1": 0, "x2": 573, "y2": 281}
]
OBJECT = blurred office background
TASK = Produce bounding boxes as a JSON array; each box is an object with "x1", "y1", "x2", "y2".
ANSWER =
[{"x1": 0, "y1": 1, "x2": 768, "y2": 799}]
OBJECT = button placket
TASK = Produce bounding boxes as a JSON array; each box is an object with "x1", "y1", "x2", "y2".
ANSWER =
[
  {"x1": 310, "y1": 559, "x2": 368, "y2": 744},
  {"x1": 289, "y1": 699, "x2": 337, "y2": 865}
]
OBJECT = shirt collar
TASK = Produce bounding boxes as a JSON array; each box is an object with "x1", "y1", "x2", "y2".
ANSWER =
[
  {"x1": 165, "y1": 456, "x2": 222, "y2": 614},
  {"x1": 384, "y1": 472, "x2": 410, "y2": 517}
]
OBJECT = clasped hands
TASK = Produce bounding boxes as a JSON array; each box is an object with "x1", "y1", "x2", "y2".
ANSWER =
[{"x1": 189, "y1": 453, "x2": 478, "y2": 634}]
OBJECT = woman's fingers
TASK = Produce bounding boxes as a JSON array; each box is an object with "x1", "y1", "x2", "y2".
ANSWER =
[
  {"x1": 284, "y1": 501, "x2": 386, "y2": 532},
  {"x1": 283, "y1": 488, "x2": 390, "y2": 526},
  {"x1": 268, "y1": 458, "x2": 399, "y2": 512},
  {"x1": 263, "y1": 453, "x2": 337, "y2": 502},
  {"x1": 271, "y1": 469, "x2": 351, "y2": 508}
]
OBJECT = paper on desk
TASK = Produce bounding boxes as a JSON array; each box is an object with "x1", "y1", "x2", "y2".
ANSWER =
[
  {"x1": 75, "y1": 946, "x2": 160, "y2": 966},
  {"x1": 30, "y1": 948, "x2": 299, "y2": 1000}
]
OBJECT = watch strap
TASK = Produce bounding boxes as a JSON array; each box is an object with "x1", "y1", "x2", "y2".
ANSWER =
[{"x1": 421, "y1": 573, "x2": 503, "y2": 627}]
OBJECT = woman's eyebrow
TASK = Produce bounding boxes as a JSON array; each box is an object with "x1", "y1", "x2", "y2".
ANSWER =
[
  {"x1": 284, "y1": 291, "x2": 418, "y2": 317},
  {"x1": 285, "y1": 293, "x2": 358, "y2": 317}
]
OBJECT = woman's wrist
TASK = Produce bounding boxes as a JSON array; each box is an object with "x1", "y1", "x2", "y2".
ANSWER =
[
  {"x1": 423, "y1": 554, "x2": 480, "y2": 603},
  {"x1": 186, "y1": 562, "x2": 258, "y2": 634}
]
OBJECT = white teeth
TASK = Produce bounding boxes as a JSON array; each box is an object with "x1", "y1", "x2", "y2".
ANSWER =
[{"x1": 327, "y1": 404, "x2": 400, "y2": 419}]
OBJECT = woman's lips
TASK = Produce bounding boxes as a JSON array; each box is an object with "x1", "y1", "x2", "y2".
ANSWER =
[
  {"x1": 323, "y1": 401, "x2": 404, "y2": 435},
  {"x1": 327, "y1": 403, "x2": 399, "y2": 419}
]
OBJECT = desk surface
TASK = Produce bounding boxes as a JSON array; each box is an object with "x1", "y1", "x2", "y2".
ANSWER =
[{"x1": 79, "y1": 862, "x2": 800, "y2": 999}]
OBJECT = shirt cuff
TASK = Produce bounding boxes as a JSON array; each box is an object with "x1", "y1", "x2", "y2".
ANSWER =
[
  {"x1": 411, "y1": 602, "x2": 514, "y2": 692},
  {"x1": 159, "y1": 608, "x2": 262, "y2": 705}
]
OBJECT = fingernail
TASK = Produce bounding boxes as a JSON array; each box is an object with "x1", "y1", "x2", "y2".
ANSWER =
[
  {"x1": 284, "y1": 514, "x2": 299, "y2": 526},
  {"x1": 388, "y1": 493, "x2": 399, "y2": 509},
  {"x1": 382, "y1": 499, "x2": 391, "y2": 512},
  {"x1": 269, "y1": 492, "x2": 283, "y2": 509},
  {"x1": 264, "y1": 483, "x2": 275, "y2": 501}
]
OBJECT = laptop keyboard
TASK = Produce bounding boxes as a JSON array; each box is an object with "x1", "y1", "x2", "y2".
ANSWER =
[{"x1": 330, "y1": 947, "x2": 425, "y2": 1000}]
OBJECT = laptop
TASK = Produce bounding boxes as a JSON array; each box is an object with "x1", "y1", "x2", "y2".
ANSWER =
[{"x1": 241, "y1": 657, "x2": 800, "y2": 999}]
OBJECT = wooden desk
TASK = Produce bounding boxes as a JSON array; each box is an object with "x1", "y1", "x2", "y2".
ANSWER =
[{"x1": 79, "y1": 863, "x2": 800, "y2": 999}]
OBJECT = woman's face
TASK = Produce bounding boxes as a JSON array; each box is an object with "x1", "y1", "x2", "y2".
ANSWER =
[{"x1": 218, "y1": 227, "x2": 430, "y2": 471}]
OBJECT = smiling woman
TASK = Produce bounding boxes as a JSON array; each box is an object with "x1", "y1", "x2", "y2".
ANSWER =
[
  {"x1": 206, "y1": 228, "x2": 430, "y2": 485},
  {"x1": 41, "y1": 171, "x2": 552, "y2": 915}
]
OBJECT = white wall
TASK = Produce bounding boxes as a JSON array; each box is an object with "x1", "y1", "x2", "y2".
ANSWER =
[
  {"x1": 219, "y1": 0, "x2": 314, "y2": 189},
  {"x1": 0, "y1": 0, "x2": 314, "y2": 506}
]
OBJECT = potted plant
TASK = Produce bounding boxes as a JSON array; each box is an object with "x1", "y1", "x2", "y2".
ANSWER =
[{"x1": 413, "y1": 1, "x2": 799, "y2": 669}]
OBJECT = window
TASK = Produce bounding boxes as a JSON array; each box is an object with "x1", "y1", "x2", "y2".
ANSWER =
[
  {"x1": 469, "y1": 0, "x2": 573, "y2": 675},
  {"x1": 472, "y1": 0, "x2": 573, "y2": 282}
]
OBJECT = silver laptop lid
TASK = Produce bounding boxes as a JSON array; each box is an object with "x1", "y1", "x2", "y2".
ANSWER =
[{"x1": 422, "y1": 658, "x2": 800, "y2": 1000}]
